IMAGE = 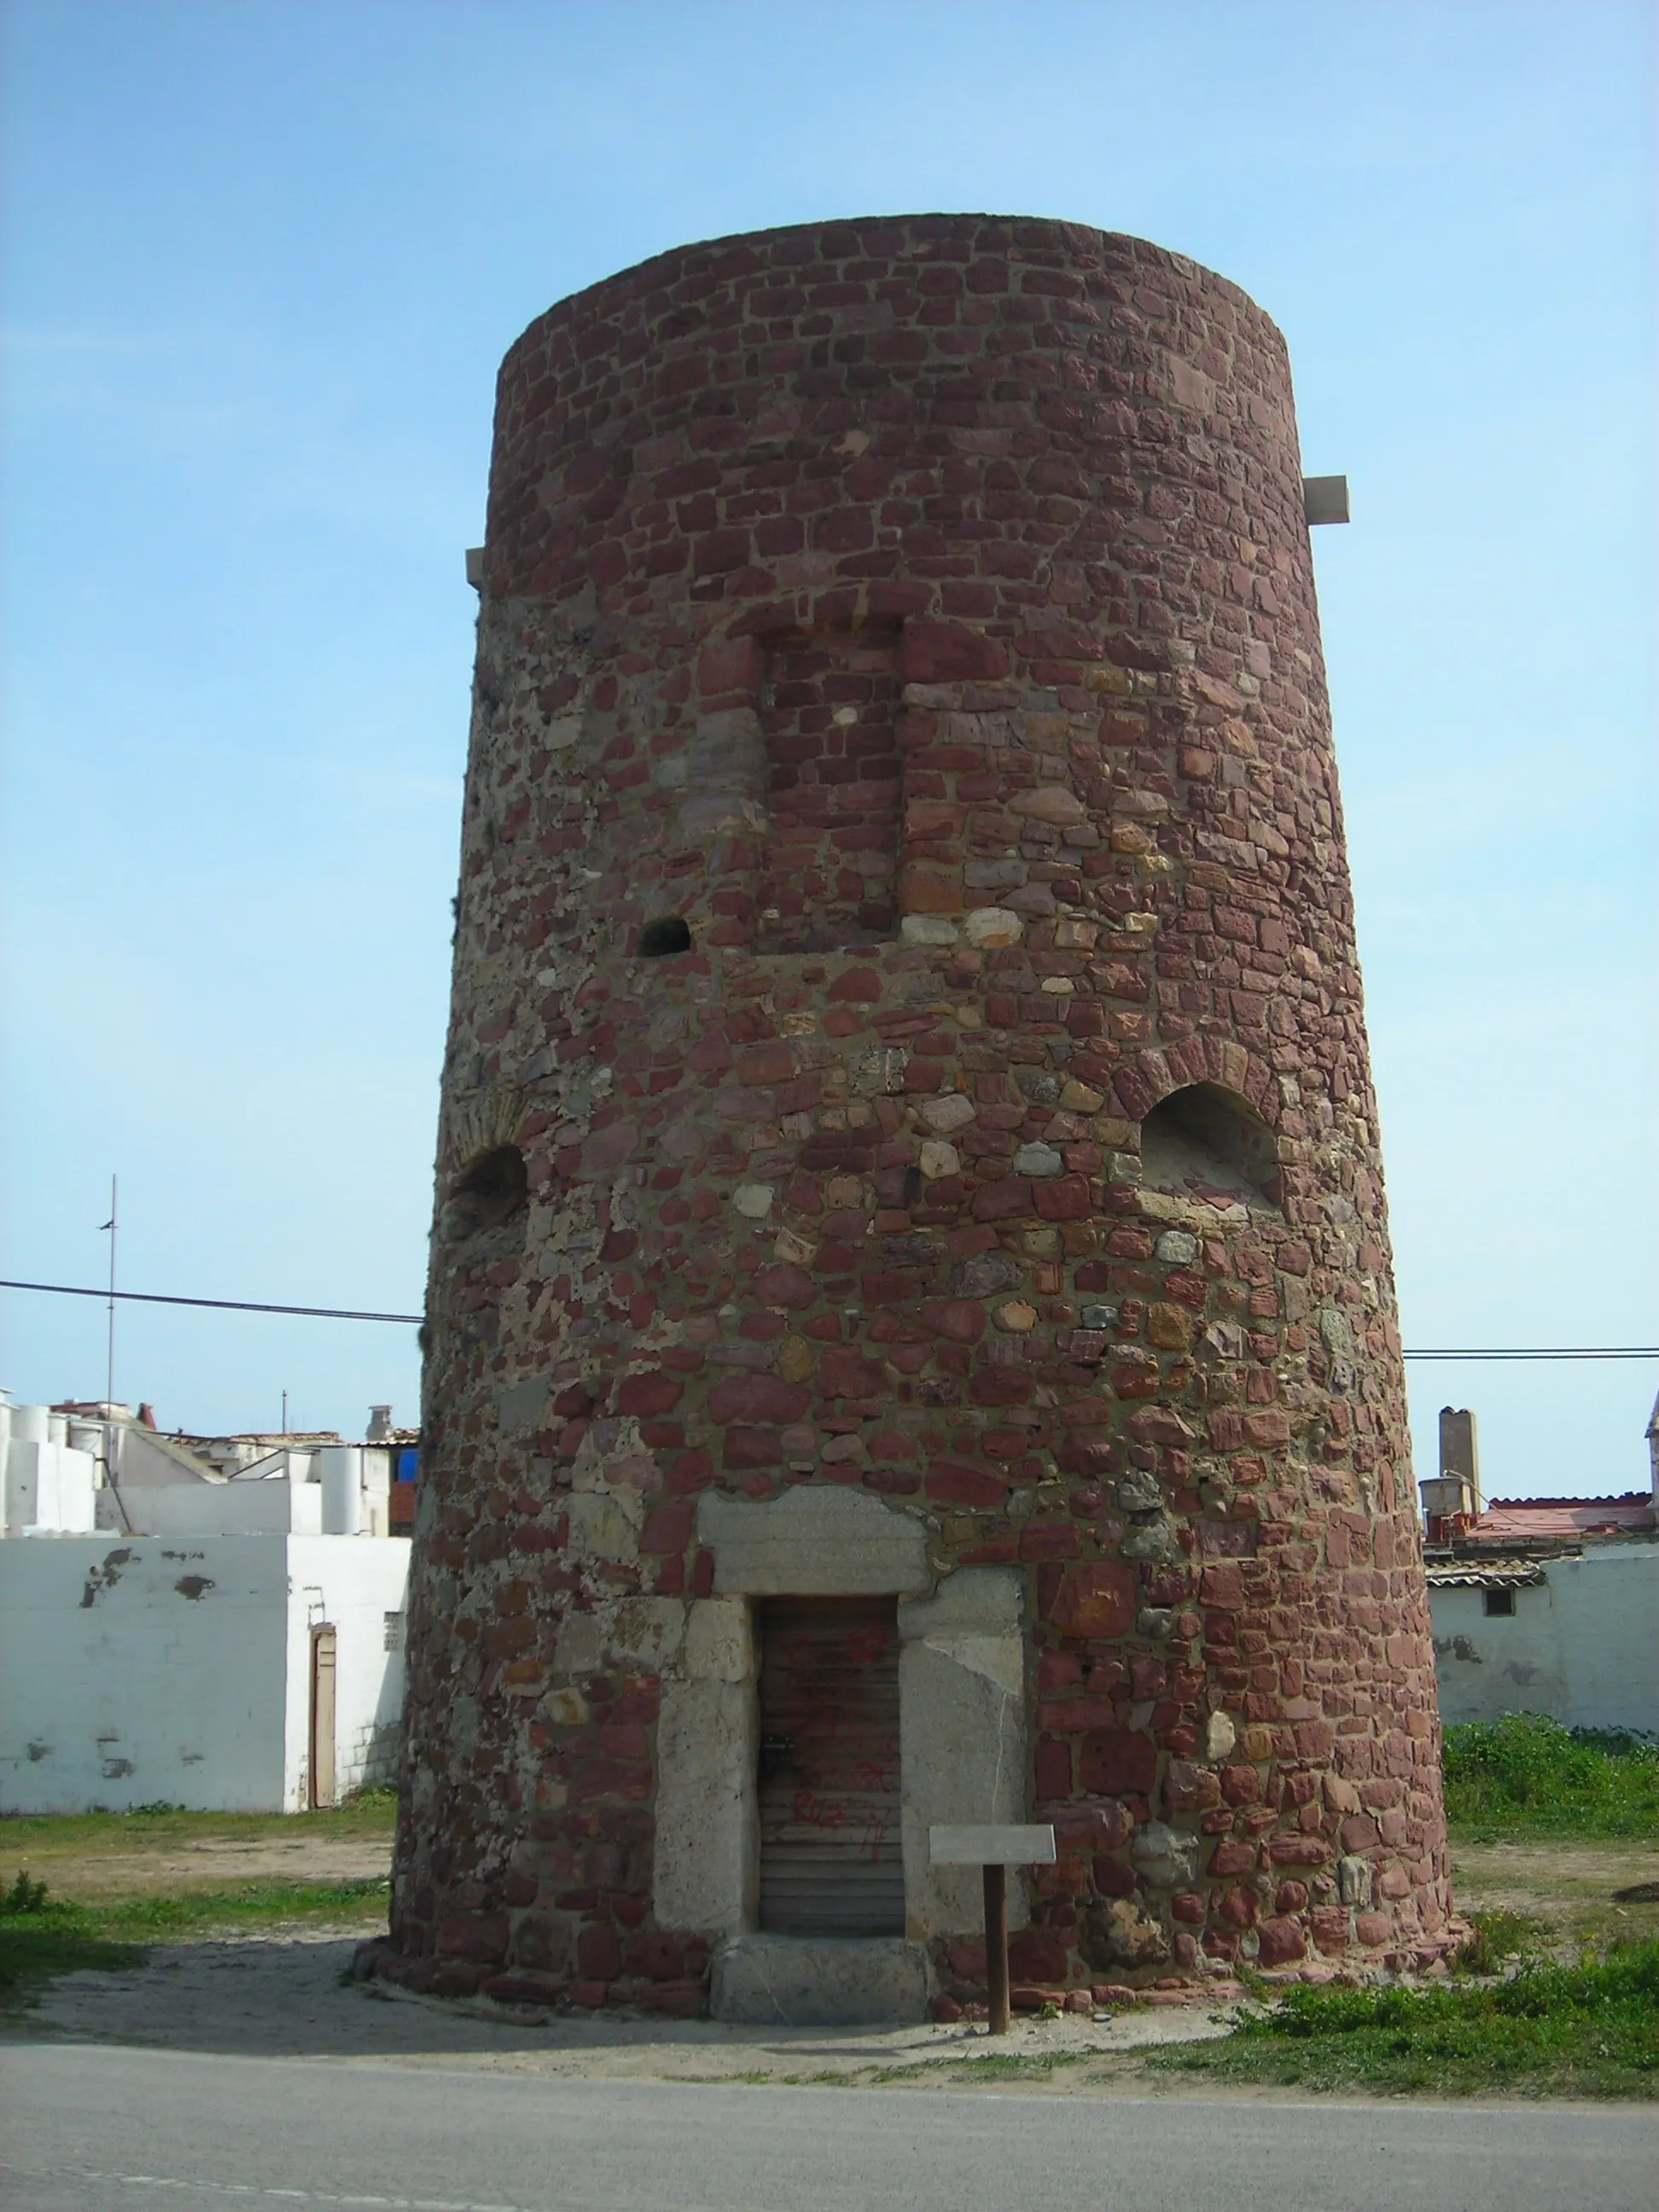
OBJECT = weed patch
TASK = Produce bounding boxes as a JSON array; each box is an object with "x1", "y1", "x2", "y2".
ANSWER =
[
  {"x1": 3, "y1": 1870, "x2": 49, "y2": 1916},
  {"x1": 1150, "y1": 1940, "x2": 1659, "y2": 2098},
  {"x1": 940, "y1": 2046, "x2": 1093, "y2": 2080},
  {"x1": 853, "y1": 2046, "x2": 1102, "y2": 2087},
  {"x1": 1452, "y1": 1909, "x2": 1551, "y2": 1976},
  {"x1": 1444, "y1": 1715, "x2": 1659, "y2": 1841}
]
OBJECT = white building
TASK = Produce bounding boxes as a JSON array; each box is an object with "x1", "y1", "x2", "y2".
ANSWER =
[
  {"x1": 1426, "y1": 1547, "x2": 1659, "y2": 1736},
  {"x1": 0, "y1": 1403, "x2": 101, "y2": 1536},
  {"x1": 0, "y1": 1394, "x2": 413, "y2": 1814},
  {"x1": 1423, "y1": 1394, "x2": 1658, "y2": 1737}
]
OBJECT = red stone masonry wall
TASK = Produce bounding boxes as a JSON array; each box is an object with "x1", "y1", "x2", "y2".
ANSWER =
[{"x1": 377, "y1": 215, "x2": 1452, "y2": 2015}]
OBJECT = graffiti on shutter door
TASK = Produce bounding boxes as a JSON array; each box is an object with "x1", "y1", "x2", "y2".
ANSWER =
[{"x1": 758, "y1": 1594, "x2": 904, "y2": 1936}]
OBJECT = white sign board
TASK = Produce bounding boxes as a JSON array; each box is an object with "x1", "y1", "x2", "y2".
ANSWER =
[{"x1": 928, "y1": 1823, "x2": 1057, "y2": 1866}]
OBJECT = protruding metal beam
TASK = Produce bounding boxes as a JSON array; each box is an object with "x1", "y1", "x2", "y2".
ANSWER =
[{"x1": 1303, "y1": 475, "x2": 1350, "y2": 525}]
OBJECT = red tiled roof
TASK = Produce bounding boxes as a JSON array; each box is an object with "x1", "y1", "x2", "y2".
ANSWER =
[
  {"x1": 1472, "y1": 1494, "x2": 1656, "y2": 1540},
  {"x1": 1424, "y1": 1557, "x2": 1545, "y2": 1587}
]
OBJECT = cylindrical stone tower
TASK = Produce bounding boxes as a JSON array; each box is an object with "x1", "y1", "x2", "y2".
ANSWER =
[{"x1": 375, "y1": 217, "x2": 1453, "y2": 2022}]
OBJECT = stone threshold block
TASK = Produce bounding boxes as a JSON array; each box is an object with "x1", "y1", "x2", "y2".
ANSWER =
[{"x1": 710, "y1": 1932, "x2": 931, "y2": 2026}]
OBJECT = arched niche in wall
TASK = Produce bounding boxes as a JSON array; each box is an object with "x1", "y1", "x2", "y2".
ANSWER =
[
  {"x1": 439, "y1": 1142, "x2": 529, "y2": 1246},
  {"x1": 1139, "y1": 1082, "x2": 1282, "y2": 1212}
]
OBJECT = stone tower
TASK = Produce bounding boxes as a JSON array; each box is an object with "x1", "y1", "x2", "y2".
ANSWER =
[{"x1": 370, "y1": 217, "x2": 1453, "y2": 2023}]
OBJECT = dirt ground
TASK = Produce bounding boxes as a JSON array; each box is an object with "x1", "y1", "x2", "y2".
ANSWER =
[
  {"x1": 9, "y1": 1812, "x2": 1656, "y2": 1943},
  {"x1": 3, "y1": 1818, "x2": 1653, "y2": 2090},
  {"x1": 11, "y1": 1833, "x2": 394, "y2": 1898},
  {"x1": 4, "y1": 1929, "x2": 1237, "y2": 2088},
  {"x1": 1450, "y1": 1837, "x2": 1659, "y2": 1950},
  {"x1": 0, "y1": 1806, "x2": 1233, "y2": 2087},
  {"x1": 0, "y1": 1807, "x2": 395, "y2": 1904}
]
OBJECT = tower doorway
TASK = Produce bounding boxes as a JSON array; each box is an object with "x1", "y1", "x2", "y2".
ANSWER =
[{"x1": 757, "y1": 1594, "x2": 904, "y2": 1936}]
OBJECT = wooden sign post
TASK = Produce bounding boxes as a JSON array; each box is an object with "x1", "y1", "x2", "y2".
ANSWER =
[{"x1": 928, "y1": 1823, "x2": 1057, "y2": 2035}]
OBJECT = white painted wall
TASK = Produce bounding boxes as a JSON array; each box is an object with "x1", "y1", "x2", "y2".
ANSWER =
[
  {"x1": 0, "y1": 1534, "x2": 289, "y2": 1811},
  {"x1": 362, "y1": 1448, "x2": 393, "y2": 1538},
  {"x1": 106, "y1": 1423, "x2": 221, "y2": 1489},
  {"x1": 281, "y1": 1536, "x2": 410, "y2": 1808},
  {"x1": 0, "y1": 1533, "x2": 410, "y2": 1813},
  {"x1": 1430, "y1": 1546, "x2": 1659, "y2": 1735},
  {"x1": 0, "y1": 1411, "x2": 396, "y2": 1541},
  {"x1": 2, "y1": 1440, "x2": 97, "y2": 1534},
  {"x1": 317, "y1": 1447, "x2": 364, "y2": 1535},
  {"x1": 2, "y1": 1404, "x2": 98, "y2": 1534},
  {"x1": 133, "y1": 1478, "x2": 323, "y2": 1538}
]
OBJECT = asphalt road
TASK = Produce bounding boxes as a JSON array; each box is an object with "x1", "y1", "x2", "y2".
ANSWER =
[{"x1": 3, "y1": 2042, "x2": 1656, "y2": 2212}]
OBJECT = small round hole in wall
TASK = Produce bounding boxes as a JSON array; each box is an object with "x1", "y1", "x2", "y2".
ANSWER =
[{"x1": 638, "y1": 916, "x2": 692, "y2": 958}]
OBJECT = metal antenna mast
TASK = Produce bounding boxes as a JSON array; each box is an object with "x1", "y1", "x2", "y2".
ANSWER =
[
  {"x1": 103, "y1": 1173, "x2": 118, "y2": 1415},
  {"x1": 99, "y1": 1175, "x2": 132, "y2": 1531}
]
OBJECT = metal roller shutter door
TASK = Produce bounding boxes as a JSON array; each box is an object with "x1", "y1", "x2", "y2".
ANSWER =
[{"x1": 757, "y1": 1594, "x2": 905, "y2": 1937}]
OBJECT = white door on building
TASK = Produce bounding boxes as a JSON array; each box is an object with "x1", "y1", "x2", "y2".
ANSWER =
[{"x1": 309, "y1": 1624, "x2": 338, "y2": 1808}]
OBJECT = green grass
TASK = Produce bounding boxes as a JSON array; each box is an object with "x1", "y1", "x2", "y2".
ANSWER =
[
  {"x1": 0, "y1": 1873, "x2": 391, "y2": 2002},
  {"x1": 0, "y1": 1791, "x2": 397, "y2": 1856},
  {"x1": 1150, "y1": 1940, "x2": 1659, "y2": 2098},
  {"x1": 1443, "y1": 1715, "x2": 1659, "y2": 1841},
  {"x1": 53, "y1": 1876, "x2": 390, "y2": 1941}
]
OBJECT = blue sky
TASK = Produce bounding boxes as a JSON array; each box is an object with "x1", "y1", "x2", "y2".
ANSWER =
[{"x1": 2, "y1": 0, "x2": 1653, "y2": 1495}]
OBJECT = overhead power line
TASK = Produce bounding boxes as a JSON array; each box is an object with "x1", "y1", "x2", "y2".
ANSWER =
[
  {"x1": 1400, "y1": 1348, "x2": 1658, "y2": 1362},
  {"x1": 0, "y1": 1279, "x2": 421, "y2": 1325},
  {"x1": 2, "y1": 1278, "x2": 1655, "y2": 1361}
]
